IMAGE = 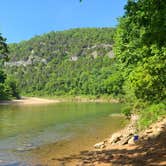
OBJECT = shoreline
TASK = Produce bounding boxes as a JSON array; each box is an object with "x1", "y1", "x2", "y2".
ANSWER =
[
  {"x1": 0, "y1": 97, "x2": 60, "y2": 105},
  {"x1": 0, "y1": 96, "x2": 120, "y2": 105},
  {"x1": 57, "y1": 115, "x2": 166, "y2": 166}
]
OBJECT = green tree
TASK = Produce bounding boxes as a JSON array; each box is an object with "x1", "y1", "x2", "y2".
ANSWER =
[
  {"x1": 5, "y1": 76, "x2": 20, "y2": 99},
  {"x1": 0, "y1": 33, "x2": 8, "y2": 64},
  {"x1": 0, "y1": 33, "x2": 20, "y2": 100},
  {"x1": 114, "y1": 0, "x2": 166, "y2": 103}
]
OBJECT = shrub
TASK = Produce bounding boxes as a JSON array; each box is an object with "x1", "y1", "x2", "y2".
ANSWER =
[
  {"x1": 138, "y1": 103, "x2": 166, "y2": 129},
  {"x1": 121, "y1": 105, "x2": 132, "y2": 118}
]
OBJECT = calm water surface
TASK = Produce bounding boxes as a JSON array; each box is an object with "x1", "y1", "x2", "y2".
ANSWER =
[{"x1": 0, "y1": 102, "x2": 126, "y2": 165}]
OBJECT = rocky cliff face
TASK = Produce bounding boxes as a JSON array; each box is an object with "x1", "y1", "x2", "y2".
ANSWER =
[
  {"x1": 8, "y1": 28, "x2": 115, "y2": 63},
  {"x1": 7, "y1": 43, "x2": 114, "y2": 66}
]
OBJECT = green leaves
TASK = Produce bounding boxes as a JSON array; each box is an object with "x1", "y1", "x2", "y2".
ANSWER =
[
  {"x1": 139, "y1": 103, "x2": 166, "y2": 129},
  {"x1": 114, "y1": 0, "x2": 166, "y2": 103}
]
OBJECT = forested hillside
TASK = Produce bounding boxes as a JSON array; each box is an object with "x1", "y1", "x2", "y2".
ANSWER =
[{"x1": 6, "y1": 28, "x2": 123, "y2": 96}]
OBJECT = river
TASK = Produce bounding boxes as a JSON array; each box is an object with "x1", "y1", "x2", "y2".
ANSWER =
[{"x1": 0, "y1": 102, "x2": 126, "y2": 165}]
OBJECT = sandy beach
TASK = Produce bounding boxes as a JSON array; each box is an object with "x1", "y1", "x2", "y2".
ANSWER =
[
  {"x1": 0, "y1": 97, "x2": 60, "y2": 105},
  {"x1": 0, "y1": 96, "x2": 119, "y2": 106}
]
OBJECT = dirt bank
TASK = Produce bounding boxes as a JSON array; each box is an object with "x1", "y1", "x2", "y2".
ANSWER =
[{"x1": 52, "y1": 116, "x2": 166, "y2": 166}]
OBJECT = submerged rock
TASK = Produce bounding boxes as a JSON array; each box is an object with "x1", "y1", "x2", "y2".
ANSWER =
[{"x1": 16, "y1": 144, "x2": 35, "y2": 152}]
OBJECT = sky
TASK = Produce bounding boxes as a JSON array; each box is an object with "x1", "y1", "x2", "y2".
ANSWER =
[{"x1": 0, "y1": 0, "x2": 127, "y2": 43}]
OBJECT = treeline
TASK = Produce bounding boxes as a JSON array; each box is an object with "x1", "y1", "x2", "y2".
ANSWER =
[
  {"x1": 0, "y1": 70, "x2": 19, "y2": 100},
  {"x1": 7, "y1": 56, "x2": 123, "y2": 97}
]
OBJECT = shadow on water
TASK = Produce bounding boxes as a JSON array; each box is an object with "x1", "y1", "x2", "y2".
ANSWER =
[{"x1": 53, "y1": 124, "x2": 166, "y2": 166}]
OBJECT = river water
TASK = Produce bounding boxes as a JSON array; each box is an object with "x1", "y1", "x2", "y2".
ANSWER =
[{"x1": 0, "y1": 102, "x2": 126, "y2": 165}]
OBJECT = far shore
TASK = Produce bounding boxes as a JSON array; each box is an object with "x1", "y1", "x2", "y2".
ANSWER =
[
  {"x1": 0, "y1": 97, "x2": 59, "y2": 105},
  {"x1": 0, "y1": 96, "x2": 120, "y2": 105}
]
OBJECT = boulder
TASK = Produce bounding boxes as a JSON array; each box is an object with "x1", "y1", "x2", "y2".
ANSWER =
[
  {"x1": 118, "y1": 134, "x2": 132, "y2": 145},
  {"x1": 109, "y1": 133, "x2": 122, "y2": 144},
  {"x1": 128, "y1": 137, "x2": 135, "y2": 145},
  {"x1": 94, "y1": 142, "x2": 105, "y2": 149}
]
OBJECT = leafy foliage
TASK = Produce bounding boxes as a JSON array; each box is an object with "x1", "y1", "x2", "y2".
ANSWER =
[
  {"x1": 114, "y1": 0, "x2": 166, "y2": 126},
  {"x1": 114, "y1": 0, "x2": 166, "y2": 103},
  {"x1": 138, "y1": 102, "x2": 166, "y2": 129}
]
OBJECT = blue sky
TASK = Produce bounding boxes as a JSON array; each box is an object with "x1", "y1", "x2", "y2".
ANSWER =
[{"x1": 0, "y1": 0, "x2": 126, "y2": 43}]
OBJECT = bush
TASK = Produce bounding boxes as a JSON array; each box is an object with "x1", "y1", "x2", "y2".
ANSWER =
[
  {"x1": 138, "y1": 103, "x2": 166, "y2": 129},
  {"x1": 5, "y1": 76, "x2": 20, "y2": 99},
  {"x1": 0, "y1": 75, "x2": 20, "y2": 100},
  {"x1": 121, "y1": 105, "x2": 132, "y2": 118}
]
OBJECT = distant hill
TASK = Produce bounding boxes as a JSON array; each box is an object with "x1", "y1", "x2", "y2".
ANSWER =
[
  {"x1": 7, "y1": 28, "x2": 115, "y2": 63},
  {"x1": 6, "y1": 28, "x2": 123, "y2": 96}
]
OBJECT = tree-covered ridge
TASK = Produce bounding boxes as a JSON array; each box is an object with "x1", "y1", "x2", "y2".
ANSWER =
[
  {"x1": 8, "y1": 28, "x2": 115, "y2": 61},
  {"x1": 7, "y1": 56, "x2": 123, "y2": 96},
  {"x1": 6, "y1": 28, "x2": 121, "y2": 96}
]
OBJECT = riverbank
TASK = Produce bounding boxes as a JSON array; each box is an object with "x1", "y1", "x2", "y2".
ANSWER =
[
  {"x1": 52, "y1": 115, "x2": 166, "y2": 166},
  {"x1": 0, "y1": 97, "x2": 60, "y2": 105},
  {"x1": 45, "y1": 95, "x2": 120, "y2": 103},
  {"x1": 1, "y1": 97, "x2": 165, "y2": 165},
  {"x1": 0, "y1": 96, "x2": 119, "y2": 105}
]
